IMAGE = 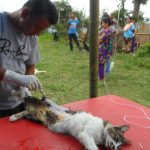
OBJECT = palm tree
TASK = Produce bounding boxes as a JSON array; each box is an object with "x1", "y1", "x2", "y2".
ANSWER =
[
  {"x1": 120, "y1": 0, "x2": 126, "y2": 11},
  {"x1": 132, "y1": 0, "x2": 149, "y2": 18}
]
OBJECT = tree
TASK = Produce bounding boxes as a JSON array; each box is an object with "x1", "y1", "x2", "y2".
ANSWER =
[
  {"x1": 111, "y1": 9, "x2": 131, "y2": 27},
  {"x1": 54, "y1": 0, "x2": 72, "y2": 22},
  {"x1": 74, "y1": 9, "x2": 86, "y2": 27},
  {"x1": 132, "y1": 0, "x2": 149, "y2": 18},
  {"x1": 112, "y1": 0, "x2": 149, "y2": 24},
  {"x1": 114, "y1": 0, "x2": 127, "y2": 26},
  {"x1": 111, "y1": 0, "x2": 130, "y2": 27},
  {"x1": 53, "y1": 0, "x2": 88, "y2": 39},
  {"x1": 120, "y1": 0, "x2": 126, "y2": 12}
]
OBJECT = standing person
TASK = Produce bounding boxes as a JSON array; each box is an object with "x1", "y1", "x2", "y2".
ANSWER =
[
  {"x1": 130, "y1": 18, "x2": 137, "y2": 55},
  {"x1": 107, "y1": 19, "x2": 117, "y2": 73},
  {"x1": 0, "y1": 0, "x2": 58, "y2": 118},
  {"x1": 123, "y1": 17, "x2": 135, "y2": 52},
  {"x1": 98, "y1": 16, "x2": 112, "y2": 80},
  {"x1": 52, "y1": 28, "x2": 58, "y2": 43},
  {"x1": 105, "y1": 16, "x2": 117, "y2": 74},
  {"x1": 79, "y1": 27, "x2": 89, "y2": 51},
  {"x1": 99, "y1": 13, "x2": 113, "y2": 75},
  {"x1": 68, "y1": 12, "x2": 81, "y2": 51}
]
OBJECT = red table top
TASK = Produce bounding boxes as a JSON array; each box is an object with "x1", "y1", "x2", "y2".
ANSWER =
[{"x1": 0, "y1": 95, "x2": 150, "y2": 150}]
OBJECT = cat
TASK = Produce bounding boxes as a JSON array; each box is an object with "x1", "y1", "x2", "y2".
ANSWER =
[{"x1": 9, "y1": 96, "x2": 130, "y2": 150}]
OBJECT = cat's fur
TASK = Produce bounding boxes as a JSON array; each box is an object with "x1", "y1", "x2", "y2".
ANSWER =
[{"x1": 10, "y1": 96, "x2": 130, "y2": 150}]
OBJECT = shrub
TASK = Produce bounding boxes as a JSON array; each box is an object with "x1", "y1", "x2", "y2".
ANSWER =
[{"x1": 137, "y1": 43, "x2": 150, "y2": 57}]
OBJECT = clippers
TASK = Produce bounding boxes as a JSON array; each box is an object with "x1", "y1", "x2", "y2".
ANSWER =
[{"x1": 39, "y1": 89, "x2": 47, "y2": 101}]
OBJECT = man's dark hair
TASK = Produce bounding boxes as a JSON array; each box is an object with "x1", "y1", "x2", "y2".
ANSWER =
[{"x1": 23, "y1": 0, "x2": 58, "y2": 25}]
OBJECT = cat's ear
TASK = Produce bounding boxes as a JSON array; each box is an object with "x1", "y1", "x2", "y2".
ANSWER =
[{"x1": 116, "y1": 125, "x2": 130, "y2": 133}]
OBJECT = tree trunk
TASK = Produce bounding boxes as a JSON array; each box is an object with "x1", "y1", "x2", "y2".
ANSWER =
[
  {"x1": 133, "y1": 1, "x2": 141, "y2": 18},
  {"x1": 121, "y1": 0, "x2": 125, "y2": 11},
  {"x1": 89, "y1": 0, "x2": 99, "y2": 98}
]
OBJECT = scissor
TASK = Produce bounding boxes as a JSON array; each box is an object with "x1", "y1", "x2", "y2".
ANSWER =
[{"x1": 39, "y1": 89, "x2": 47, "y2": 101}]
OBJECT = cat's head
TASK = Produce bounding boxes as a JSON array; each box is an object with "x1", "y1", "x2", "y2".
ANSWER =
[
  {"x1": 24, "y1": 96, "x2": 51, "y2": 108},
  {"x1": 104, "y1": 124, "x2": 130, "y2": 150},
  {"x1": 24, "y1": 96, "x2": 51, "y2": 116},
  {"x1": 24, "y1": 96, "x2": 52, "y2": 124}
]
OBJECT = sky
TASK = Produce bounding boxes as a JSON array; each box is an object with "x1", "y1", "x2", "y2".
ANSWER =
[{"x1": 0, "y1": 0, "x2": 150, "y2": 18}]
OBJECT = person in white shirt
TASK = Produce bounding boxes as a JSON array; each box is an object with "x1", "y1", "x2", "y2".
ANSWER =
[{"x1": 0, "y1": 0, "x2": 58, "y2": 117}]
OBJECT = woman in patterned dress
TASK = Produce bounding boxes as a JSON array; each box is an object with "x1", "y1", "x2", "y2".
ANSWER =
[{"x1": 98, "y1": 16, "x2": 113, "y2": 80}]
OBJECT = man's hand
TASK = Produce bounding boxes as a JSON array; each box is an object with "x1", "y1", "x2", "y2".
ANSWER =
[{"x1": 3, "y1": 70, "x2": 42, "y2": 91}]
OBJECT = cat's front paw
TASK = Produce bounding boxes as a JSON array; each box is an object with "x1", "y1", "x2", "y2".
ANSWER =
[{"x1": 9, "y1": 115, "x2": 18, "y2": 122}]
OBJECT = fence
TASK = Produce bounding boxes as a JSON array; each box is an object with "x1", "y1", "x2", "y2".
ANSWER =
[
  {"x1": 136, "y1": 23, "x2": 150, "y2": 45},
  {"x1": 137, "y1": 23, "x2": 150, "y2": 33}
]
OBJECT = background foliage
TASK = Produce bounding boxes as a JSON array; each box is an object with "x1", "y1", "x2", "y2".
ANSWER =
[{"x1": 33, "y1": 33, "x2": 150, "y2": 107}]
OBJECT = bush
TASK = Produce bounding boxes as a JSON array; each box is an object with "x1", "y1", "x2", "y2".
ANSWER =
[
  {"x1": 137, "y1": 43, "x2": 150, "y2": 57},
  {"x1": 133, "y1": 43, "x2": 150, "y2": 69},
  {"x1": 56, "y1": 22, "x2": 68, "y2": 40}
]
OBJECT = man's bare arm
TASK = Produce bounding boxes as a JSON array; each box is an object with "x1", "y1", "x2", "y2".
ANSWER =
[{"x1": 0, "y1": 68, "x2": 6, "y2": 80}]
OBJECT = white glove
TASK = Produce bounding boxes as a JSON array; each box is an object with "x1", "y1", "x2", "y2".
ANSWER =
[{"x1": 3, "y1": 70, "x2": 42, "y2": 91}]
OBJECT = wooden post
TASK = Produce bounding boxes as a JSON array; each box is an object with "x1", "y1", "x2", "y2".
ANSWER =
[{"x1": 89, "y1": 0, "x2": 99, "y2": 98}]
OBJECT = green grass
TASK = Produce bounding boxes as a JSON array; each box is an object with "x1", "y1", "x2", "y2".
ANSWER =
[{"x1": 33, "y1": 33, "x2": 150, "y2": 107}]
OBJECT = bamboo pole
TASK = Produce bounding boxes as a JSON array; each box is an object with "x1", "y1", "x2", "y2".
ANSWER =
[{"x1": 89, "y1": 0, "x2": 99, "y2": 98}]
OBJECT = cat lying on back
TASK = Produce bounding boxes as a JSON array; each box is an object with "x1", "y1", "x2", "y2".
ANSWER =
[{"x1": 10, "y1": 96, "x2": 130, "y2": 150}]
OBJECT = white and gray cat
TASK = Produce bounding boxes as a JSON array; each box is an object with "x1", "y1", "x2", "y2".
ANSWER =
[{"x1": 10, "y1": 96, "x2": 130, "y2": 150}]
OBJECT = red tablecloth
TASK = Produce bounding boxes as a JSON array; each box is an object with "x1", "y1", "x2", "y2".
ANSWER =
[{"x1": 0, "y1": 95, "x2": 150, "y2": 150}]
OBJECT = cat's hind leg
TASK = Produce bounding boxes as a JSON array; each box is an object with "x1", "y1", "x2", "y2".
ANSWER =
[{"x1": 9, "y1": 111, "x2": 29, "y2": 122}]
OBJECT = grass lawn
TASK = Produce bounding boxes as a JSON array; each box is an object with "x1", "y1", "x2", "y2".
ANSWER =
[{"x1": 34, "y1": 33, "x2": 150, "y2": 107}]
